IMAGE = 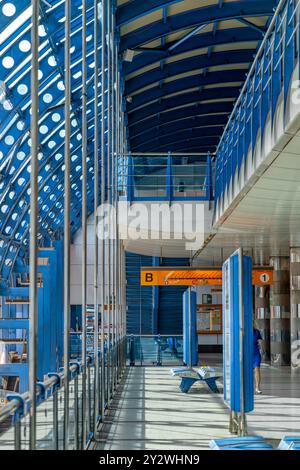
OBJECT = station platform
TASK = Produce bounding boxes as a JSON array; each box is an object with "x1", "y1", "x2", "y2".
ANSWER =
[{"x1": 94, "y1": 355, "x2": 300, "y2": 451}]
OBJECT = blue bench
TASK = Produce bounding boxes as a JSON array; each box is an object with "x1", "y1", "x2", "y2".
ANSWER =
[
  {"x1": 210, "y1": 437, "x2": 273, "y2": 450},
  {"x1": 170, "y1": 367, "x2": 220, "y2": 393},
  {"x1": 179, "y1": 375, "x2": 220, "y2": 393},
  {"x1": 278, "y1": 436, "x2": 300, "y2": 450}
]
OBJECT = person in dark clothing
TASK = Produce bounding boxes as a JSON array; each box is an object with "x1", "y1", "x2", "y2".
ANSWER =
[{"x1": 253, "y1": 322, "x2": 263, "y2": 394}]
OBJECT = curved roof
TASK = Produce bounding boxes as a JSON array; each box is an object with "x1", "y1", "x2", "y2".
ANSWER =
[
  {"x1": 117, "y1": 0, "x2": 278, "y2": 152},
  {"x1": 0, "y1": 0, "x2": 278, "y2": 280}
]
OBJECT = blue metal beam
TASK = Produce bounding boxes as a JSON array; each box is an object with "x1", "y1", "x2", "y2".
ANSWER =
[
  {"x1": 134, "y1": 129, "x2": 220, "y2": 151},
  {"x1": 128, "y1": 101, "x2": 234, "y2": 131},
  {"x1": 128, "y1": 87, "x2": 239, "y2": 123},
  {"x1": 127, "y1": 70, "x2": 245, "y2": 110},
  {"x1": 130, "y1": 114, "x2": 228, "y2": 144},
  {"x1": 146, "y1": 136, "x2": 218, "y2": 153},
  {"x1": 168, "y1": 24, "x2": 207, "y2": 52},
  {"x1": 132, "y1": 127, "x2": 224, "y2": 151},
  {"x1": 116, "y1": 0, "x2": 183, "y2": 26},
  {"x1": 124, "y1": 28, "x2": 262, "y2": 75},
  {"x1": 125, "y1": 49, "x2": 255, "y2": 94},
  {"x1": 119, "y1": 1, "x2": 277, "y2": 51},
  {"x1": 238, "y1": 18, "x2": 266, "y2": 35}
]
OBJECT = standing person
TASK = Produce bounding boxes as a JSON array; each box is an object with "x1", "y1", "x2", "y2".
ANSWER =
[{"x1": 253, "y1": 321, "x2": 263, "y2": 394}]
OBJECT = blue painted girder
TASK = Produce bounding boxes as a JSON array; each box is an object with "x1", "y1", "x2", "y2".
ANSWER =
[
  {"x1": 128, "y1": 102, "x2": 234, "y2": 133},
  {"x1": 124, "y1": 28, "x2": 262, "y2": 75},
  {"x1": 127, "y1": 69, "x2": 246, "y2": 110},
  {"x1": 125, "y1": 49, "x2": 256, "y2": 94},
  {"x1": 119, "y1": 1, "x2": 278, "y2": 51},
  {"x1": 130, "y1": 114, "x2": 227, "y2": 144},
  {"x1": 116, "y1": 0, "x2": 183, "y2": 26},
  {"x1": 145, "y1": 137, "x2": 219, "y2": 153},
  {"x1": 128, "y1": 87, "x2": 240, "y2": 123},
  {"x1": 131, "y1": 127, "x2": 224, "y2": 151}
]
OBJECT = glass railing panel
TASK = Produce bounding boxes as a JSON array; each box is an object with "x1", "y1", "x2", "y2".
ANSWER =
[
  {"x1": 159, "y1": 336, "x2": 183, "y2": 365},
  {"x1": 126, "y1": 335, "x2": 184, "y2": 366}
]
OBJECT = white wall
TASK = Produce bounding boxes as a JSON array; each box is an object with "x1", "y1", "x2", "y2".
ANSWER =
[{"x1": 70, "y1": 214, "x2": 124, "y2": 305}]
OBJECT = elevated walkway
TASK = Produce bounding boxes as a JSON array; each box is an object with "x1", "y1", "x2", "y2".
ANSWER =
[{"x1": 197, "y1": 0, "x2": 300, "y2": 263}]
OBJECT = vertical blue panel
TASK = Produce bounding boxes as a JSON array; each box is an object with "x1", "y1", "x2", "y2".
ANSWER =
[
  {"x1": 223, "y1": 253, "x2": 253, "y2": 413},
  {"x1": 152, "y1": 257, "x2": 160, "y2": 334},
  {"x1": 183, "y1": 288, "x2": 197, "y2": 367}
]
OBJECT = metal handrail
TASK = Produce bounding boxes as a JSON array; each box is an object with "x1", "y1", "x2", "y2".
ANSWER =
[
  {"x1": 0, "y1": 361, "x2": 82, "y2": 424},
  {"x1": 216, "y1": 0, "x2": 288, "y2": 155}
]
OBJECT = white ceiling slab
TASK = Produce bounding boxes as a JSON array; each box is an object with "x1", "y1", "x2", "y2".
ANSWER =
[{"x1": 195, "y1": 131, "x2": 300, "y2": 265}]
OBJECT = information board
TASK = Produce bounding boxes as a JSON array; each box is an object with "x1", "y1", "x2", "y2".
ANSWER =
[
  {"x1": 183, "y1": 288, "x2": 198, "y2": 366},
  {"x1": 222, "y1": 253, "x2": 254, "y2": 413}
]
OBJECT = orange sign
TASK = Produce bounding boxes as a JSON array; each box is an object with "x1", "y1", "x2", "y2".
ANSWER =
[{"x1": 140, "y1": 267, "x2": 273, "y2": 286}]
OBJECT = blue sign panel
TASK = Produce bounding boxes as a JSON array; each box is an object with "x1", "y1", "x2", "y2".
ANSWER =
[
  {"x1": 183, "y1": 288, "x2": 198, "y2": 366},
  {"x1": 222, "y1": 253, "x2": 254, "y2": 413}
]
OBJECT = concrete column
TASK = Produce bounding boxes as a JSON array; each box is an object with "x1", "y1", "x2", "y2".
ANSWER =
[
  {"x1": 255, "y1": 285, "x2": 270, "y2": 362},
  {"x1": 290, "y1": 248, "x2": 300, "y2": 372},
  {"x1": 270, "y1": 256, "x2": 290, "y2": 366}
]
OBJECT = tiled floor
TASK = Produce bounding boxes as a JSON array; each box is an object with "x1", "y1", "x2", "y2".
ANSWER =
[{"x1": 97, "y1": 356, "x2": 300, "y2": 450}]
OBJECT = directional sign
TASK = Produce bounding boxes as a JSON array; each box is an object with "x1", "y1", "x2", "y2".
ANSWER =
[{"x1": 140, "y1": 267, "x2": 273, "y2": 286}]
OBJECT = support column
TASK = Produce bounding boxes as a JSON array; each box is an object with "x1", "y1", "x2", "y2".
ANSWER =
[
  {"x1": 290, "y1": 248, "x2": 300, "y2": 372},
  {"x1": 254, "y1": 285, "x2": 270, "y2": 362},
  {"x1": 270, "y1": 256, "x2": 290, "y2": 366}
]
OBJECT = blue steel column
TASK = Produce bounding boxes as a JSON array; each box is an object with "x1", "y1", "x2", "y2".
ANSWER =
[
  {"x1": 166, "y1": 153, "x2": 173, "y2": 201},
  {"x1": 93, "y1": 0, "x2": 100, "y2": 436},
  {"x1": 81, "y1": 0, "x2": 88, "y2": 446},
  {"x1": 106, "y1": 0, "x2": 112, "y2": 404},
  {"x1": 29, "y1": 0, "x2": 39, "y2": 450},
  {"x1": 100, "y1": 0, "x2": 107, "y2": 421},
  {"x1": 63, "y1": 0, "x2": 72, "y2": 449},
  {"x1": 152, "y1": 257, "x2": 159, "y2": 335}
]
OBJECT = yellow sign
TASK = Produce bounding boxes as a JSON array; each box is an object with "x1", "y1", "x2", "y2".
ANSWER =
[{"x1": 140, "y1": 267, "x2": 273, "y2": 286}]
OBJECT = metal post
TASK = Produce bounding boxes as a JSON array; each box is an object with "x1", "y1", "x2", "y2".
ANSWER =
[
  {"x1": 74, "y1": 376, "x2": 79, "y2": 450},
  {"x1": 63, "y1": 0, "x2": 71, "y2": 450},
  {"x1": 14, "y1": 421, "x2": 21, "y2": 450},
  {"x1": 53, "y1": 391, "x2": 59, "y2": 450},
  {"x1": 93, "y1": 0, "x2": 100, "y2": 436},
  {"x1": 106, "y1": 0, "x2": 112, "y2": 404},
  {"x1": 111, "y1": 6, "x2": 115, "y2": 394},
  {"x1": 100, "y1": 0, "x2": 107, "y2": 421},
  {"x1": 81, "y1": 0, "x2": 88, "y2": 446},
  {"x1": 189, "y1": 288, "x2": 193, "y2": 368},
  {"x1": 29, "y1": 0, "x2": 39, "y2": 451},
  {"x1": 237, "y1": 248, "x2": 247, "y2": 436}
]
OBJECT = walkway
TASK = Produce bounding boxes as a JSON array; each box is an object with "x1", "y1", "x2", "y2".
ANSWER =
[{"x1": 96, "y1": 357, "x2": 300, "y2": 450}]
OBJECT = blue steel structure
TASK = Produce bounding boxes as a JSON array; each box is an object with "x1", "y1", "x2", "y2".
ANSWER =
[
  {"x1": 214, "y1": 0, "x2": 298, "y2": 219},
  {"x1": 0, "y1": 243, "x2": 64, "y2": 392},
  {"x1": 183, "y1": 288, "x2": 198, "y2": 367},
  {"x1": 1, "y1": 0, "x2": 296, "y2": 451},
  {"x1": 0, "y1": 0, "x2": 278, "y2": 283},
  {"x1": 222, "y1": 253, "x2": 253, "y2": 415}
]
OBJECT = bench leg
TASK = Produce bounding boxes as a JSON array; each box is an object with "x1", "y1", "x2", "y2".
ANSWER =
[
  {"x1": 179, "y1": 377, "x2": 196, "y2": 393},
  {"x1": 205, "y1": 378, "x2": 219, "y2": 393}
]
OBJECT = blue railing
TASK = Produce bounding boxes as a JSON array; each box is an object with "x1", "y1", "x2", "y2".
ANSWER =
[
  {"x1": 0, "y1": 337, "x2": 127, "y2": 450},
  {"x1": 214, "y1": 0, "x2": 299, "y2": 212},
  {"x1": 119, "y1": 154, "x2": 213, "y2": 202}
]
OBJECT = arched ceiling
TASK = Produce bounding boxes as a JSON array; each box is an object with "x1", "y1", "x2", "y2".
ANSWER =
[
  {"x1": 0, "y1": 0, "x2": 278, "y2": 280},
  {"x1": 116, "y1": 0, "x2": 279, "y2": 153}
]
